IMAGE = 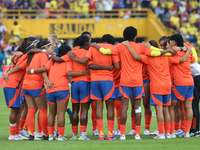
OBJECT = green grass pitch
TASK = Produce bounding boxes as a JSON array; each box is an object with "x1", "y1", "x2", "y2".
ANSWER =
[{"x1": 0, "y1": 86, "x2": 199, "y2": 150}]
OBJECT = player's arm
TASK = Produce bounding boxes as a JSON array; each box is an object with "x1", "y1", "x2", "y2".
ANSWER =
[
  {"x1": 50, "y1": 55, "x2": 64, "y2": 63},
  {"x1": 11, "y1": 51, "x2": 23, "y2": 62},
  {"x1": 26, "y1": 66, "x2": 47, "y2": 74},
  {"x1": 179, "y1": 45, "x2": 192, "y2": 63},
  {"x1": 4, "y1": 66, "x2": 22, "y2": 82},
  {"x1": 113, "y1": 62, "x2": 120, "y2": 70},
  {"x1": 90, "y1": 43, "x2": 112, "y2": 55},
  {"x1": 42, "y1": 72, "x2": 55, "y2": 89},
  {"x1": 123, "y1": 41, "x2": 142, "y2": 60},
  {"x1": 27, "y1": 49, "x2": 46, "y2": 55},
  {"x1": 67, "y1": 69, "x2": 90, "y2": 77},
  {"x1": 68, "y1": 51, "x2": 90, "y2": 64},
  {"x1": 88, "y1": 64, "x2": 113, "y2": 71}
]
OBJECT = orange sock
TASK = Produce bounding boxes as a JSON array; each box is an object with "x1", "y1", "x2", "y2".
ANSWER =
[
  {"x1": 19, "y1": 118, "x2": 26, "y2": 131},
  {"x1": 170, "y1": 122, "x2": 175, "y2": 134},
  {"x1": 175, "y1": 122, "x2": 180, "y2": 131},
  {"x1": 192, "y1": 117, "x2": 196, "y2": 129},
  {"x1": 16, "y1": 125, "x2": 19, "y2": 135},
  {"x1": 157, "y1": 122, "x2": 164, "y2": 134},
  {"x1": 96, "y1": 119, "x2": 104, "y2": 135},
  {"x1": 48, "y1": 126, "x2": 54, "y2": 136},
  {"x1": 180, "y1": 120, "x2": 185, "y2": 131},
  {"x1": 37, "y1": 120, "x2": 42, "y2": 133},
  {"x1": 108, "y1": 120, "x2": 114, "y2": 136},
  {"x1": 135, "y1": 125, "x2": 141, "y2": 136},
  {"x1": 91, "y1": 103, "x2": 97, "y2": 131},
  {"x1": 25, "y1": 121, "x2": 28, "y2": 131},
  {"x1": 10, "y1": 123, "x2": 16, "y2": 135},
  {"x1": 184, "y1": 120, "x2": 192, "y2": 134},
  {"x1": 39, "y1": 108, "x2": 48, "y2": 136},
  {"x1": 145, "y1": 114, "x2": 152, "y2": 130},
  {"x1": 27, "y1": 108, "x2": 36, "y2": 136},
  {"x1": 58, "y1": 127, "x2": 65, "y2": 137},
  {"x1": 114, "y1": 100, "x2": 122, "y2": 130},
  {"x1": 164, "y1": 123, "x2": 170, "y2": 134},
  {"x1": 72, "y1": 126, "x2": 78, "y2": 134},
  {"x1": 80, "y1": 125, "x2": 87, "y2": 132},
  {"x1": 120, "y1": 124, "x2": 126, "y2": 135},
  {"x1": 131, "y1": 117, "x2": 136, "y2": 130}
]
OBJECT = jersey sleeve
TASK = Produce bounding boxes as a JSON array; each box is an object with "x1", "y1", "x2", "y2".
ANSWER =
[
  {"x1": 110, "y1": 44, "x2": 120, "y2": 55},
  {"x1": 168, "y1": 56, "x2": 180, "y2": 64},
  {"x1": 40, "y1": 54, "x2": 49, "y2": 67},
  {"x1": 61, "y1": 54, "x2": 70, "y2": 62},
  {"x1": 112, "y1": 54, "x2": 120, "y2": 64},
  {"x1": 85, "y1": 48, "x2": 92, "y2": 60},
  {"x1": 19, "y1": 60, "x2": 27, "y2": 70},
  {"x1": 44, "y1": 60, "x2": 52, "y2": 72},
  {"x1": 66, "y1": 61, "x2": 73, "y2": 73},
  {"x1": 141, "y1": 54, "x2": 149, "y2": 64}
]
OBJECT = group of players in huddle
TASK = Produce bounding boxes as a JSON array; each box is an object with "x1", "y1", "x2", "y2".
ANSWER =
[{"x1": 3, "y1": 25, "x2": 200, "y2": 141}]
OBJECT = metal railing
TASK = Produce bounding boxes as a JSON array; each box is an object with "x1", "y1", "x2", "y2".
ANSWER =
[{"x1": 2, "y1": 8, "x2": 149, "y2": 19}]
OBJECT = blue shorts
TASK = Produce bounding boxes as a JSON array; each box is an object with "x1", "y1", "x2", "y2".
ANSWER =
[
  {"x1": 3, "y1": 87, "x2": 21, "y2": 108},
  {"x1": 171, "y1": 85, "x2": 194, "y2": 101},
  {"x1": 150, "y1": 94, "x2": 171, "y2": 106},
  {"x1": 91, "y1": 81, "x2": 115, "y2": 100},
  {"x1": 21, "y1": 95, "x2": 26, "y2": 104},
  {"x1": 23, "y1": 88, "x2": 46, "y2": 98},
  {"x1": 142, "y1": 80, "x2": 150, "y2": 97},
  {"x1": 71, "y1": 81, "x2": 92, "y2": 103},
  {"x1": 119, "y1": 85, "x2": 143, "y2": 99},
  {"x1": 47, "y1": 90, "x2": 69, "y2": 104},
  {"x1": 110, "y1": 87, "x2": 121, "y2": 100}
]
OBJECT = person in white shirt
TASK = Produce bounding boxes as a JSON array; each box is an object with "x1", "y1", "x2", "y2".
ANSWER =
[{"x1": 0, "y1": 21, "x2": 6, "y2": 41}]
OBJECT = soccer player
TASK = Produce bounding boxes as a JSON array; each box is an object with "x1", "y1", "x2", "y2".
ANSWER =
[
  {"x1": 27, "y1": 44, "x2": 73, "y2": 141},
  {"x1": 68, "y1": 34, "x2": 119, "y2": 140},
  {"x1": 67, "y1": 35, "x2": 91, "y2": 140}
]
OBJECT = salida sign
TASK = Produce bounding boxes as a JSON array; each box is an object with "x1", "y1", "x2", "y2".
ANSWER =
[{"x1": 50, "y1": 23, "x2": 95, "y2": 35}]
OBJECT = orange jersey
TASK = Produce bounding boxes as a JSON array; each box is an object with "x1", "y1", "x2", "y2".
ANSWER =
[
  {"x1": 86, "y1": 43, "x2": 116, "y2": 81},
  {"x1": 112, "y1": 54, "x2": 120, "y2": 87},
  {"x1": 142, "y1": 63, "x2": 149, "y2": 81},
  {"x1": 3, "y1": 54, "x2": 28, "y2": 89},
  {"x1": 22, "y1": 53, "x2": 49, "y2": 90},
  {"x1": 169, "y1": 51, "x2": 195, "y2": 86},
  {"x1": 147, "y1": 56, "x2": 172, "y2": 95},
  {"x1": 70, "y1": 46, "x2": 90, "y2": 83},
  {"x1": 44, "y1": 59, "x2": 72, "y2": 93},
  {"x1": 111, "y1": 42, "x2": 149, "y2": 87}
]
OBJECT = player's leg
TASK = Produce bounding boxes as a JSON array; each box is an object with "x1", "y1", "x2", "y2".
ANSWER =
[
  {"x1": 174, "y1": 104, "x2": 180, "y2": 133},
  {"x1": 47, "y1": 102, "x2": 56, "y2": 140},
  {"x1": 134, "y1": 98, "x2": 142, "y2": 139},
  {"x1": 105, "y1": 99, "x2": 115, "y2": 140},
  {"x1": 163, "y1": 94, "x2": 171, "y2": 139},
  {"x1": 143, "y1": 82, "x2": 152, "y2": 135},
  {"x1": 34, "y1": 94, "x2": 48, "y2": 140},
  {"x1": 91, "y1": 102, "x2": 98, "y2": 135},
  {"x1": 169, "y1": 100, "x2": 178, "y2": 138},
  {"x1": 114, "y1": 99, "x2": 122, "y2": 136},
  {"x1": 95, "y1": 100, "x2": 104, "y2": 139},
  {"x1": 19, "y1": 102, "x2": 29, "y2": 137}
]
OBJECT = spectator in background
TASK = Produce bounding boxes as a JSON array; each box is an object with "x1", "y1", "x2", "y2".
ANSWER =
[
  {"x1": 36, "y1": 35, "x2": 43, "y2": 42},
  {"x1": 0, "y1": 48, "x2": 5, "y2": 78},
  {"x1": 189, "y1": 0, "x2": 198, "y2": 10},
  {"x1": 63, "y1": 0, "x2": 70, "y2": 18},
  {"x1": 38, "y1": 0, "x2": 46, "y2": 9},
  {"x1": 50, "y1": 0, "x2": 58, "y2": 18},
  {"x1": 31, "y1": 2, "x2": 39, "y2": 19},
  {"x1": 189, "y1": 9, "x2": 197, "y2": 24},
  {"x1": 151, "y1": 0, "x2": 158, "y2": 11},
  {"x1": 196, "y1": 9, "x2": 200, "y2": 19},
  {"x1": 155, "y1": 2, "x2": 165, "y2": 22},
  {"x1": 0, "y1": 21, "x2": 6, "y2": 41},
  {"x1": 166, "y1": 0, "x2": 174, "y2": 10},
  {"x1": 11, "y1": 21, "x2": 24, "y2": 39},
  {"x1": 74, "y1": 0, "x2": 83, "y2": 18},
  {"x1": 142, "y1": 0, "x2": 151, "y2": 8},
  {"x1": 125, "y1": 0, "x2": 133, "y2": 9},
  {"x1": 180, "y1": 22, "x2": 188, "y2": 39},
  {"x1": 163, "y1": 9, "x2": 172, "y2": 28},
  {"x1": 89, "y1": 0, "x2": 96, "y2": 10},
  {"x1": 82, "y1": 0, "x2": 89, "y2": 18},
  {"x1": 103, "y1": 0, "x2": 114, "y2": 11},
  {"x1": 96, "y1": 0, "x2": 104, "y2": 18},
  {"x1": 170, "y1": 13, "x2": 180, "y2": 30}
]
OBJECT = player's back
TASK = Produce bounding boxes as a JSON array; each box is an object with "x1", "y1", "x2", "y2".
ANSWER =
[
  {"x1": 45, "y1": 59, "x2": 69, "y2": 93},
  {"x1": 23, "y1": 53, "x2": 49, "y2": 90},
  {"x1": 113, "y1": 42, "x2": 145, "y2": 87},
  {"x1": 148, "y1": 56, "x2": 171, "y2": 95},
  {"x1": 89, "y1": 43, "x2": 114, "y2": 81},
  {"x1": 71, "y1": 46, "x2": 90, "y2": 82},
  {"x1": 3, "y1": 54, "x2": 27, "y2": 88},
  {"x1": 170, "y1": 51, "x2": 194, "y2": 86}
]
